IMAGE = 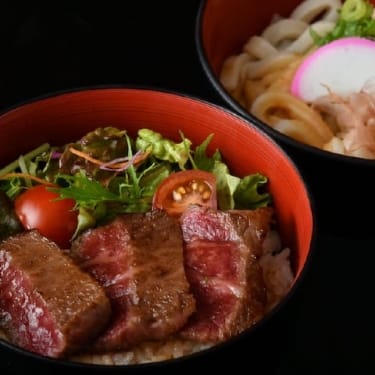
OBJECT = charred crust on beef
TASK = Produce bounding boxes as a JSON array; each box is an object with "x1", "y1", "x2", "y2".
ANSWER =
[{"x1": 0, "y1": 230, "x2": 111, "y2": 358}]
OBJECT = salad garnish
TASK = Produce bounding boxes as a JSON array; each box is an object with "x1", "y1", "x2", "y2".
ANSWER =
[{"x1": 0, "y1": 127, "x2": 272, "y2": 238}]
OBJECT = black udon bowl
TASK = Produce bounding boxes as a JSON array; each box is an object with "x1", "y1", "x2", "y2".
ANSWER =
[
  {"x1": 195, "y1": 0, "x2": 375, "y2": 237},
  {"x1": 0, "y1": 87, "x2": 315, "y2": 374}
]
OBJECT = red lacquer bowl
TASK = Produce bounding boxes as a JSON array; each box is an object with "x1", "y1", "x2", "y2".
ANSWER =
[
  {"x1": 196, "y1": 0, "x2": 375, "y2": 236},
  {"x1": 0, "y1": 87, "x2": 315, "y2": 373}
]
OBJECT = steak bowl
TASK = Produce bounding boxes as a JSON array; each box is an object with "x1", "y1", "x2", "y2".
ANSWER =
[
  {"x1": 196, "y1": 0, "x2": 375, "y2": 236},
  {"x1": 0, "y1": 87, "x2": 314, "y2": 373}
]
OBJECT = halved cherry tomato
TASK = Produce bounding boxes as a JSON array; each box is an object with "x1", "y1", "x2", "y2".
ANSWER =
[
  {"x1": 152, "y1": 170, "x2": 217, "y2": 217},
  {"x1": 14, "y1": 184, "x2": 78, "y2": 249}
]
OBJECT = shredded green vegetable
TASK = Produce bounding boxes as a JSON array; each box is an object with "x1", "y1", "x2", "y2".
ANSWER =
[
  {"x1": 311, "y1": 0, "x2": 375, "y2": 46},
  {"x1": 0, "y1": 143, "x2": 50, "y2": 177}
]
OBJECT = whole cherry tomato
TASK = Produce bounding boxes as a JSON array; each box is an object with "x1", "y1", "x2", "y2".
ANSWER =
[{"x1": 14, "y1": 184, "x2": 78, "y2": 248}]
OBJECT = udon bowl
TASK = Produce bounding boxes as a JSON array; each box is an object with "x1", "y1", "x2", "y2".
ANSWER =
[
  {"x1": 196, "y1": 0, "x2": 375, "y2": 236},
  {"x1": 0, "y1": 87, "x2": 314, "y2": 374}
]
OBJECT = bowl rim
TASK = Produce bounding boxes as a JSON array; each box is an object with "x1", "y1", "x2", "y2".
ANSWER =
[
  {"x1": 0, "y1": 84, "x2": 317, "y2": 369},
  {"x1": 194, "y1": 0, "x2": 375, "y2": 167}
]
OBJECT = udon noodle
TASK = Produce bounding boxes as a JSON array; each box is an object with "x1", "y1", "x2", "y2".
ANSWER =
[{"x1": 220, "y1": 0, "x2": 375, "y2": 158}]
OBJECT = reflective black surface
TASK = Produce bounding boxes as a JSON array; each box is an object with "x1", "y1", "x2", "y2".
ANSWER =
[{"x1": 0, "y1": 1, "x2": 374, "y2": 374}]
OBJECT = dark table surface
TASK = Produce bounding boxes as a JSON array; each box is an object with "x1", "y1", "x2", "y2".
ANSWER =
[{"x1": 1, "y1": 1, "x2": 375, "y2": 374}]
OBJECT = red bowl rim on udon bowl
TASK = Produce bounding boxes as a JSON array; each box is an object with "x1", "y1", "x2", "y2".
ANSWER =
[
  {"x1": 194, "y1": 0, "x2": 375, "y2": 167},
  {"x1": 0, "y1": 86, "x2": 316, "y2": 369}
]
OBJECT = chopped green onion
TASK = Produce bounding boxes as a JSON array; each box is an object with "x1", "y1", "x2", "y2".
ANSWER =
[
  {"x1": 341, "y1": 0, "x2": 372, "y2": 22},
  {"x1": 311, "y1": 0, "x2": 375, "y2": 46}
]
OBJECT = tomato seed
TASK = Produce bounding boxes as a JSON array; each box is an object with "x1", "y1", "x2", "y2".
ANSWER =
[{"x1": 172, "y1": 191, "x2": 183, "y2": 201}]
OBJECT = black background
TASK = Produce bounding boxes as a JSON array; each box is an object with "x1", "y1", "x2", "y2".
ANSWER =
[{"x1": 1, "y1": 1, "x2": 375, "y2": 374}]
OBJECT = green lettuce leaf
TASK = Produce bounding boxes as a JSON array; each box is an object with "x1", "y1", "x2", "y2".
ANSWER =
[
  {"x1": 136, "y1": 129, "x2": 191, "y2": 169},
  {"x1": 233, "y1": 173, "x2": 272, "y2": 209}
]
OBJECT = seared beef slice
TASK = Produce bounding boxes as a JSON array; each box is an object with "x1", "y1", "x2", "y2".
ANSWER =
[
  {"x1": 180, "y1": 206, "x2": 273, "y2": 342},
  {"x1": 71, "y1": 209, "x2": 196, "y2": 352},
  {"x1": 0, "y1": 230, "x2": 111, "y2": 358}
]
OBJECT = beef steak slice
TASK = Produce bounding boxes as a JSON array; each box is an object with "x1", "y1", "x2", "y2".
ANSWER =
[
  {"x1": 179, "y1": 206, "x2": 273, "y2": 342},
  {"x1": 0, "y1": 230, "x2": 111, "y2": 358},
  {"x1": 71, "y1": 209, "x2": 196, "y2": 352}
]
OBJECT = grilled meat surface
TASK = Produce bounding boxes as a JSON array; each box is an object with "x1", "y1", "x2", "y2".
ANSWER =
[
  {"x1": 0, "y1": 230, "x2": 111, "y2": 358},
  {"x1": 0, "y1": 205, "x2": 275, "y2": 357},
  {"x1": 179, "y1": 206, "x2": 273, "y2": 342},
  {"x1": 71, "y1": 209, "x2": 196, "y2": 352}
]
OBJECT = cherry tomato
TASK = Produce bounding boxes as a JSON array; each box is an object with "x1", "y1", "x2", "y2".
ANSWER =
[
  {"x1": 14, "y1": 184, "x2": 78, "y2": 248},
  {"x1": 152, "y1": 170, "x2": 217, "y2": 217}
]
